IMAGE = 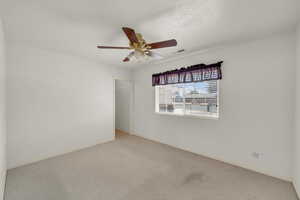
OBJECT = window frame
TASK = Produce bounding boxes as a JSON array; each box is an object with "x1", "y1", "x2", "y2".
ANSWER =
[{"x1": 154, "y1": 80, "x2": 220, "y2": 120}]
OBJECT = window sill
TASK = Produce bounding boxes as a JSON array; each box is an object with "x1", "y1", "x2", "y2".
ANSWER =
[{"x1": 154, "y1": 112, "x2": 219, "y2": 120}]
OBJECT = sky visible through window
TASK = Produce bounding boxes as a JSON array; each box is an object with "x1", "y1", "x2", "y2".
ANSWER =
[
  {"x1": 178, "y1": 82, "x2": 211, "y2": 94},
  {"x1": 172, "y1": 81, "x2": 217, "y2": 97}
]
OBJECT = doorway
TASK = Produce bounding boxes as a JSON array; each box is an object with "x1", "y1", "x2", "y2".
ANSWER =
[{"x1": 114, "y1": 79, "x2": 133, "y2": 138}]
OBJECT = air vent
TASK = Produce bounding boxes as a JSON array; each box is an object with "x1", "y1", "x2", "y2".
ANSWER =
[{"x1": 176, "y1": 49, "x2": 185, "y2": 53}]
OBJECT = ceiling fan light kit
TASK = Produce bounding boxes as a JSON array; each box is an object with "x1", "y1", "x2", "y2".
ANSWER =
[{"x1": 97, "y1": 27, "x2": 177, "y2": 62}]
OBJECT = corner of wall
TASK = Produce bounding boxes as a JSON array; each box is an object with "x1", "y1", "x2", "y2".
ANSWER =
[
  {"x1": 293, "y1": 22, "x2": 300, "y2": 198},
  {"x1": 0, "y1": 17, "x2": 7, "y2": 200}
]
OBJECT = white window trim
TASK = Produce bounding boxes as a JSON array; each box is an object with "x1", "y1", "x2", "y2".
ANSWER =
[
  {"x1": 154, "y1": 111, "x2": 219, "y2": 120},
  {"x1": 154, "y1": 81, "x2": 220, "y2": 120}
]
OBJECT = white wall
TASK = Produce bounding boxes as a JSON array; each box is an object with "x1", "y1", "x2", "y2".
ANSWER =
[
  {"x1": 115, "y1": 80, "x2": 132, "y2": 133},
  {"x1": 294, "y1": 24, "x2": 300, "y2": 197},
  {"x1": 133, "y1": 32, "x2": 295, "y2": 181},
  {"x1": 6, "y1": 42, "x2": 130, "y2": 169},
  {"x1": 0, "y1": 19, "x2": 7, "y2": 200}
]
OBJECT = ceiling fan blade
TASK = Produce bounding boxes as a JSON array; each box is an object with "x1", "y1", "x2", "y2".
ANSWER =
[
  {"x1": 147, "y1": 39, "x2": 177, "y2": 49},
  {"x1": 123, "y1": 51, "x2": 135, "y2": 62},
  {"x1": 97, "y1": 46, "x2": 130, "y2": 49},
  {"x1": 122, "y1": 27, "x2": 139, "y2": 44}
]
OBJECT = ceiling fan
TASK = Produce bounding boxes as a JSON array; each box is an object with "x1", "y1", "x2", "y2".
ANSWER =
[{"x1": 97, "y1": 27, "x2": 177, "y2": 62}]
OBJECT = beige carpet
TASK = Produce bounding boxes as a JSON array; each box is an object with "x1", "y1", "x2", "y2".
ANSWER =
[{"x1": 5, "y1": 134, "x2": 298, "y2": 200}]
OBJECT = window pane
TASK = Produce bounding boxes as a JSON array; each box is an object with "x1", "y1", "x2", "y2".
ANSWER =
[
  {"x1": 184, "y1": 81, "x2": 218, "y2": 117},
  {"x1": 157, "y1": 84, "x2": 185, "y2": 114},
  {"x1": 155, "y1": 80, "x2": 218, "y2": 118}
]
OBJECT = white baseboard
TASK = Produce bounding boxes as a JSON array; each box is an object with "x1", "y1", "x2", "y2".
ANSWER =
[
  {"x1": 8, "y1": 136, "x2": 114, "y2": 170},
  {"x1": 293, "y1": 182, "x2": 300, "y2": 200},
  {"x1": 131, "y1": 132, "x2": 291, "y2": 182}
]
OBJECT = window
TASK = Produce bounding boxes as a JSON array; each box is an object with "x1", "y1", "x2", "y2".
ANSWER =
[{"x1": 155, "y1": 80, "x2": 219, "y2": 118}]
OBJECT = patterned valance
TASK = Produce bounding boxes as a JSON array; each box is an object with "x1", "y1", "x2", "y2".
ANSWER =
[{"x1": 152, "y1": 61, "x2": 223, "y2": 86}]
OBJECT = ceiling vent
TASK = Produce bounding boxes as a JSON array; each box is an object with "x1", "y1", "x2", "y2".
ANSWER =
[{"x1": 176, "y1": 49, "x2": 185, "y2": 53}]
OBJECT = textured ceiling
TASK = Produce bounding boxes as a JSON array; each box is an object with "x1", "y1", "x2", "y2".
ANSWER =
[{"x1": 1, "y1": 0, "x2": 299, "y2": 68}]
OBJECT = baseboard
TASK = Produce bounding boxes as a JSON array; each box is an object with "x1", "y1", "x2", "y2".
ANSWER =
[
  {"x1": 115, "y1": 129, "x2": 130, "y2": 135},
  {"x1": 131, "y1": 132, "x2": 291, "y2": 182},
  {"x1": 293, "y1": 182, "x2": 300, "y2": 200},
  {"x1": 8, "y1": 136, "x2": 114, "y2": 170}
]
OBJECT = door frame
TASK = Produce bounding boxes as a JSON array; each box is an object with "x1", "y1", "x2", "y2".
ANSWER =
[{"x1": 113, "y1": 78, "x2": 134, "y2": 138}]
